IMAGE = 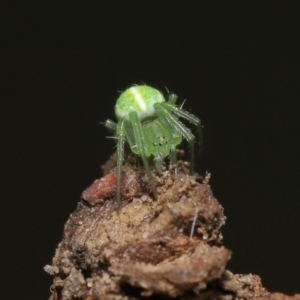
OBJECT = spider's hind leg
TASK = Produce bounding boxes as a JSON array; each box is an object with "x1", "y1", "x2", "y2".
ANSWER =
[{"x1": 167, "y1": 93, "x2": 178, "y2": 105}]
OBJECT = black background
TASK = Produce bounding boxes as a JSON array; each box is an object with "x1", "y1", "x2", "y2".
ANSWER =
[{"x1": 1, "y1": 2, "x2": 299, "y2": 299}]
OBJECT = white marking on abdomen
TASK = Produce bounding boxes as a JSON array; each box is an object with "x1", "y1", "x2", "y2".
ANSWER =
[{"x1": 131, "y1": 87, "x2": 147, "y2": 112}]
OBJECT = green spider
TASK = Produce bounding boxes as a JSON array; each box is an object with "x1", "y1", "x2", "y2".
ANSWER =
[{"x1": 105, "y1": 85, "x2": 202, "y2": 203}]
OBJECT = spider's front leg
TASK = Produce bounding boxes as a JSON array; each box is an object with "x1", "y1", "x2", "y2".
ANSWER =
[
  {"x1": 128, "y1": 111, "x2": 157, "y2": 199},
  {"x1": 155, "y1": 104, "x2": 196, "y2": 174},
  {"x1": 167, "y1": 93, "x2": 178, "y2": 105},
  {"x1": 163, "y1": 102, "x2": 203, "y2": 158}
]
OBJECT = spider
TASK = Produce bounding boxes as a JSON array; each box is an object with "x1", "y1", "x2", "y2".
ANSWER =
[{"x1": 105, "y1": 85, "x2": 202, "y2": 203}]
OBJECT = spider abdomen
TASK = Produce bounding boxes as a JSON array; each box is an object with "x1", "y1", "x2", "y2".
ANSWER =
[{"x1": 115, "y1": 86, "x2": 165, "y2": 121}]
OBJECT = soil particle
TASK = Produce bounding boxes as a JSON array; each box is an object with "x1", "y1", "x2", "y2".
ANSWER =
[{"x1": 45, "y1": 158, "x2": 299, "y2": 300}]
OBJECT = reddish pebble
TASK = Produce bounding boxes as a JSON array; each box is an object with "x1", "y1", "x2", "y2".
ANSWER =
[{"x1": 82, "y1": 170, "x2": 143, "y2": 206}]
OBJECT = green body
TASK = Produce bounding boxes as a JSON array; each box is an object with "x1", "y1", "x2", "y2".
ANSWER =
[
  {"x1": 115, "y1": 86, "x2": 183, "y2": 164},
  {"x1": 105, "y1": 85, "x2": 202, "y2": 203},
  {"x1": 115, "y1": 86, "x2": 164, "y2": 121}
]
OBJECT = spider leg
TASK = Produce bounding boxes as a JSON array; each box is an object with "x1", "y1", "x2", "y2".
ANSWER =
[
  {"x1": 116, "y1": 119, "x2": 125, "y2": 204},
  {"x1": 163, "y1": 102, "x2": 199, "y2": 125},
  {"x1": 169, "y1": 146, "x2": 177, "y2": 165},
  {"x1": 162, "y1": 103, "x2": 202, "y2": 145},
  {"x1": 167, "y1": 93, "x2": 178, "y2": 105},
  {"x1": 155, "y1": 105, "x2": 196, "y2": 174},
  {"x1": 154, "y1": 150, "x2": 163, "y2": 172},
  {"x1": 162, "y1": 102, "x2": 203, "y2": 158},
  {"x1": 129, "y1": 111, "x2": 157, "y2": 199},
  {"x1": 105, "y1": 119, "x2": 117, "y2": 131}
]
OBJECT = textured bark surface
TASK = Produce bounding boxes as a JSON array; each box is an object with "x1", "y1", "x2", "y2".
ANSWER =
[{"x1": 45, "y1": 156, "x2": 300, "y2": 300}]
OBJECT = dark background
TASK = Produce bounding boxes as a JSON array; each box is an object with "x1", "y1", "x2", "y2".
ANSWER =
[{"x1": 1, "y1": 2, "x2": 299, "y2": 299}]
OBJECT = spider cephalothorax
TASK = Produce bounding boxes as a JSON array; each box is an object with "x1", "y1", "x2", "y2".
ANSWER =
[{"x1": 105, "y1": 85, "x2": 202, "y2": 202}]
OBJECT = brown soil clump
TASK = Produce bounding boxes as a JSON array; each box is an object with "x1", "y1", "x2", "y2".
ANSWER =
[{"x1": 45, "y1": 158, "x2": 299, "y2": 300}]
